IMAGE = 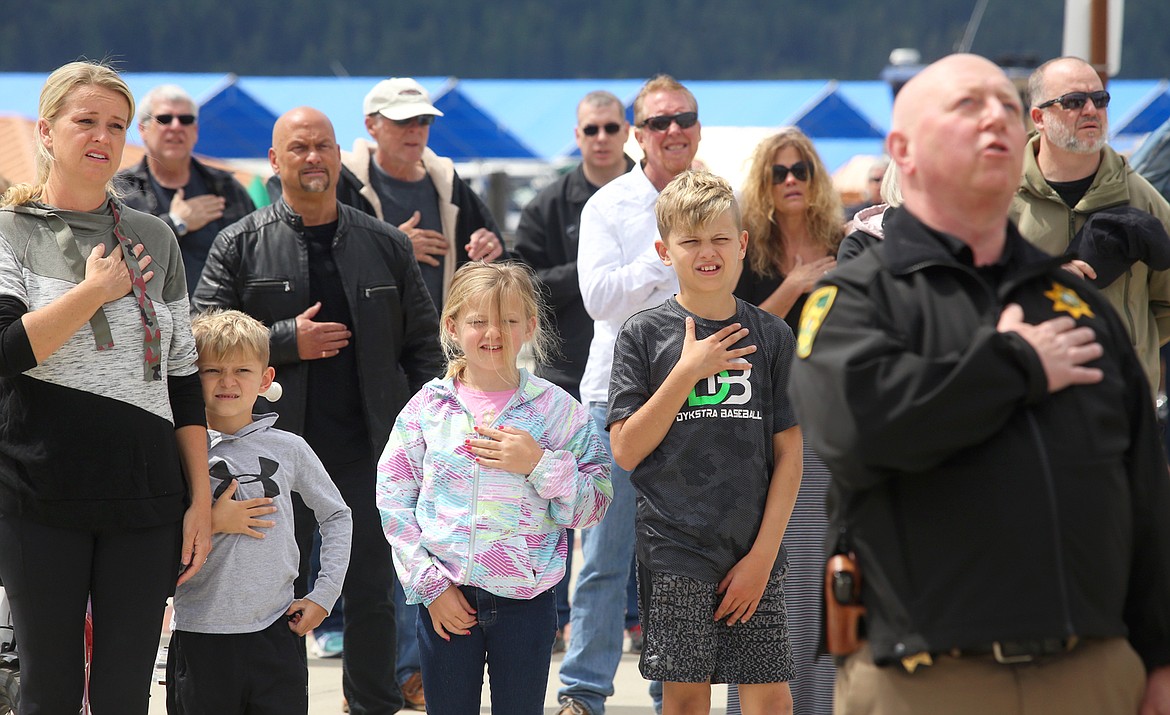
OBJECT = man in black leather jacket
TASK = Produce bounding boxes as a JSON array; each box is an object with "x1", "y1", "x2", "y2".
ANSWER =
[
  {"x1": 790, "y1": 55, "x2": 1170, "y2": 714},
  {"x1": 194, "y1": 107, "x2": 442, "y2": 715}
]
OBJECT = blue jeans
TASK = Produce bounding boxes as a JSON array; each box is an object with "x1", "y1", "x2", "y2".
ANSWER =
[
  {"x1": 558, "y1": 402, "x2": 660, "y2": 714},
  {"x1": 574, "y1": 530, "x2": 641, "y2": 630},
  {"x1": 417, "y1": 586, "x2": 556, "y2": 715},
  {"x1": 394, "y1": 579, "x2": 420, "y2": 683}
]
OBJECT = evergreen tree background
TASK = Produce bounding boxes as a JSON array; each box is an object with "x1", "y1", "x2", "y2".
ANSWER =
[{"x1": 3, "y1": 0, "x2": 1166, "y2": 79}]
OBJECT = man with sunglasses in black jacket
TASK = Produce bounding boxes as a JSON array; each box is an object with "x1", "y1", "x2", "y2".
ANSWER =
[
  {"x1": 116, "y1": 84, "x2": 255, "y2": 297},
  {"x1": 513, "y1": 90, "x2": 632, "y2": 404},
  {"x1": 1011, "y1": 56, "x2": 1170, "y2": 398}
]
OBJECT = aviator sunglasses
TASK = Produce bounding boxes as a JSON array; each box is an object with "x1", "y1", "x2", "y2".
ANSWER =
[
  {"x1": 391, "y1": 115, "x2": 436, "y2": 127},
  {"x1": 1036, "y1": 90, "x2": 1111, "y2": 112},
  {"x1": 582, "y1": 122, "x2": 622, "y2": 136},
  {"x1": 638, "y1": 111, "x2": 698, "y2": 132},
  {"x1": 772, "y1": 162, "x2": 813, "y2": 184},
  {"x1": 152, "y1": 113, "x2": 196, "y2": 126}
]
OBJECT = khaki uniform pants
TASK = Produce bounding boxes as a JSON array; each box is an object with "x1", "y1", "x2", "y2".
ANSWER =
[{"x1": 835, "y1": 638, "x2": 1145, "y2": 715}]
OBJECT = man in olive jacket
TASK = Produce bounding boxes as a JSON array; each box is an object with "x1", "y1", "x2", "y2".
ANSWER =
[{"x1": 1010, "y1": 56, "x2": 1170, "y2": 395}]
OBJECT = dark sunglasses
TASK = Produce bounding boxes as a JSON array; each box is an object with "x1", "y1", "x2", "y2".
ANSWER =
[
  {"x1": 1036, "y1": 90, "x2": 1111, "y2": 112},
  {"x1": 391, "y1": 115, "x2": 436, "y2": 127},
  {"x1": 638, "y1": 111, "x2": 698, "y2": 132},
  {"x1": 582, "y1": 122, "x2": 622, "y2": 137},
  {"x1": 153, "y1": 114, "x2": 196, "y2": 126},
  {"x1": 772, "y1": 162, "x2": 812, "y2": 184}
]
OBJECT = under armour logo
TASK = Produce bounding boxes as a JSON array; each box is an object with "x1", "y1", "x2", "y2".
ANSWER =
[{"x1": 211, "y1": 457, "x2": 281, "y2": 499}]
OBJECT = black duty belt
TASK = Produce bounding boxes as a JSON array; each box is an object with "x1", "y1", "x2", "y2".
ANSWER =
[{"x1": 956, "y1": 636, "x2": 1079, "y2": 664}]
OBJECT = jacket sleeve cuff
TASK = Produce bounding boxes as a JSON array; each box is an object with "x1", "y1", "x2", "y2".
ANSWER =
[
  {"x1": 418, "y1": 570, "x2": 453, "y2": 607},
  {"x1": 268, "y1": 317, "x2": 301, "y2": 365}
]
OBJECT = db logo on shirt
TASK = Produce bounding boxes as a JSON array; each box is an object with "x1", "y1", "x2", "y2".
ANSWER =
[{"x1": 687, "y1": 358, "x2": 752, "y2": 407}]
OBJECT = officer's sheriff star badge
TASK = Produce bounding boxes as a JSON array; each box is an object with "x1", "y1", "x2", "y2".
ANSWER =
[{"x1": 1043, "y1": 282, "x2": 1094, "y2": 320}]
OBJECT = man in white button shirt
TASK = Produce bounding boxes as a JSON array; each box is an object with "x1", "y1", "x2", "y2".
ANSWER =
[{"x1": 557, "y1": 74, "x2": 701, "y2": 715}]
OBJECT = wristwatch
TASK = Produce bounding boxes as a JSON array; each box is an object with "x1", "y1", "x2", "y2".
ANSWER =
[{"x1": 169, "y1": 212, "x2": 189, "y2": 237}]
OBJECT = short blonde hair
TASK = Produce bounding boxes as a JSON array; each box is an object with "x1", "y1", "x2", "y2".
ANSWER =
[
  {"x1": 191, "y1": 309, "x2": 271, "y2": 366},
  {"x1": 440, "y1": 262, "x2": 554, "y2": 381},
  {"x1": 655, "y1": 170, "x2": 740, "y2": 244},
  {"x1": 2, "y1": 61, "x2": 135, "y2": 207}
]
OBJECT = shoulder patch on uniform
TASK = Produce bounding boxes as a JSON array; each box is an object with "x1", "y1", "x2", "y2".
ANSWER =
[
  {"x1": 796, "y1": 286, "x2": 837, "y2": 358},
  {"x1": 1043, "y1": 281, "x2": 1094, "y2": 320}
]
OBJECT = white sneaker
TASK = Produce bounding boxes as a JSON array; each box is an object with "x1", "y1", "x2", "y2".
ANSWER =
[{"x1": 309, "y1": 630, "x2": 344, "y2": 659}]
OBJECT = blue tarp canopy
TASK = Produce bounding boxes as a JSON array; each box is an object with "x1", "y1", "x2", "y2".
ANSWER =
[
  {"x1": 3, "y1": 73, "x2": 1170, "y2": 169},
  {"x1": 238, "y1": 76, "x2": 537, "y2": 161},
  {"x1": 193, "y1": 77, "x2": 278, "y2": 158},
  {"x1": 787, "y1": 82, "x2": 886, "y2": 139},
  {"x1": 457, "y1": 78, "x2": 883, "y2": 161},
  {"x1": 237, "y1": 76, "x2": 403, "y2": 155},
  {"x1": 1112, "y1": 80, "x2": 1170, "y2": 137},
  {"x1": 455, "y1": 79, "x2": 645, "y2": 159},
  {"x1": 429, "y1": 82, "x2": 537, "y2": 160},
  {"x1": 834, "y1": 81, "x2": 895, "y2": 134},
  {"x1": 687, "y1": 80, "x2": 829, "y2": 127}
]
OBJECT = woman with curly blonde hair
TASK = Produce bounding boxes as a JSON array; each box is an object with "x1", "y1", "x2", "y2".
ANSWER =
[
  {"x1": 728, "y1": 126, "x2": 839, "y2": 715},
  {"x1": 735, "y1": 128, "x2": 843, "y2": 330}
]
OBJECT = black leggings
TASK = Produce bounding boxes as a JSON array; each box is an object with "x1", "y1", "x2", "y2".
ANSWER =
[{"x1": 0, "y1": 512, "x2": 181, "y2": 715}]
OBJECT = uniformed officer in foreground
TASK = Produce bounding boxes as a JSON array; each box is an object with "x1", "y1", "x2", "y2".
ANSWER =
[{"x1": 789, "y1": 53, "x2": 1170, "y2": 715}]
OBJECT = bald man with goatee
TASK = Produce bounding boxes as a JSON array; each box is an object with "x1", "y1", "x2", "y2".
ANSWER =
[
  {"x1": 789, "y1": 55, "x2": 1170, "y2": 714},
  {"x1": 194, "y1": 107, "x2": 443, "y2": 715}
]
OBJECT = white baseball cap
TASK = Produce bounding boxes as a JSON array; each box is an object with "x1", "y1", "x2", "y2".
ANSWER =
[{"x1": 363, "y1": 78, "x2": 445, "y2": 121}]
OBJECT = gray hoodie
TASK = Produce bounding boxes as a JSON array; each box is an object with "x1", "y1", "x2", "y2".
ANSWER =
[{"x1": 172, "y1": 414, "x2": 352, "y2": 634}]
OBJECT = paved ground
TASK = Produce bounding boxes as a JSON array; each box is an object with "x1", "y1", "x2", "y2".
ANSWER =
[{"x1": 146, "y1": 646, "x2": 728, "y2": 714}]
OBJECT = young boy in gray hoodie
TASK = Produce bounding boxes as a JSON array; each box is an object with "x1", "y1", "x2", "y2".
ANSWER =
[{"x1": 167, "y1": 309, "x2": 352, "y2": 714}]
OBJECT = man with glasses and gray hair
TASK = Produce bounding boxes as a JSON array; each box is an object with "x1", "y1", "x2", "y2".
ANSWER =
[
  {"x1": 1011, "y1": 56, "x2": 1170, "y2": 396},
  {"x1": 116, "y1": 84, "x2": 255, "y2": 295},
  {"x1": 556, "y1": 74, "x2": 702, "y2": 715}
]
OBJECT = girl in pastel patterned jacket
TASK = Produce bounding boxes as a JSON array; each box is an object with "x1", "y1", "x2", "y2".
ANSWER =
[{"x1": 376, "y1": 261, "x2": 612, "y2": 715}]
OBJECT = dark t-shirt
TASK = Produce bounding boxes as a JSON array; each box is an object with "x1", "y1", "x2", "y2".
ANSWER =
[
  {"x1": 607, "y1": 296, "x2": 797, "y2": 582},
  {"x1": 1048, "y1": 171, "x2": 1098, "y2": 209},
  {"x1": 301, "y1": 220, "x2": 370, "y2": 465},
  {"x1": 150, "y1": 170, "x2": 220, "y2": 296},
  {"x1": 368, "y1": 159, "x2": 445, "y2": 308}
]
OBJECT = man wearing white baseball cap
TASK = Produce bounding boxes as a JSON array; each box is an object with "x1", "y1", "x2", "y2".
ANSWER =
[{"x1": 342, "y1": 77, "x2": 504, "y2": 311}]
